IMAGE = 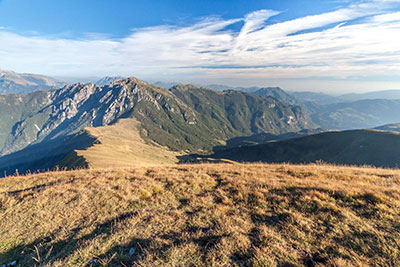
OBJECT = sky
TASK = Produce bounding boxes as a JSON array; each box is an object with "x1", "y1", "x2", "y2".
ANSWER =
[{"x1": 0, "y1": 0, "x2": 400, "y2": 93}]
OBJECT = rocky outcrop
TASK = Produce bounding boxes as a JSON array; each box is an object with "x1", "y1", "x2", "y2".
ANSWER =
[{"x1": 0, "y1": 77, "x2": 315, "y2": 156}]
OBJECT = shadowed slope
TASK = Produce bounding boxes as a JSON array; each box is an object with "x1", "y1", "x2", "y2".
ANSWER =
[
  {"x1": 0, "y1": 78, "x2": 315, "y2": 175},
  {"x1": 375, "y1": 122, "x2": 400, "y2": 132},
  {"x1": 211, "y1": 129, "x2": 400, "y2": 167}
]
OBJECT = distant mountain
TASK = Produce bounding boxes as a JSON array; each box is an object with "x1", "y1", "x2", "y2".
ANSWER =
[
  {"x1": 340, "y1": 90, "x2": 400, "y2": 101},
  {"x1": 151, "y1": 81, "x2": 181, "y2": 89},
  {"x1": 252, "y1": 87, "x2": 299, "y2": 105},
  {"x1": 375, "y1": 123, "x2": 400, "y2": 132},
  {"x1": 0, "y1": 69, "x2": 65, "y2": 94},
  {"x1": 211, "y1": 129, "x2": 400, "y2": 168},
  {"x1": 0, "y1": 78, "x2": 315, "y2": 175},
  {"x1": 205, "y1": 84, "x2": 260, "y2": 93},
  {"x1": 310, "y1": 99, "x2": 400, "y2": 129},
  {"x1": 288, "y1": 91, "x2": 400, "y2": 130},
  {"x1": 290, "y1": 91, "x2": 342, "y2": 105},
  {"x1": 95, "y1": 76, "x2": 124, "y2": 86}
]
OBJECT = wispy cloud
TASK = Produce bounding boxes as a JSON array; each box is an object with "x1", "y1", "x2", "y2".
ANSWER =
[{"x1": 0, "y1": 0, "x2": 399, "y2": 90}]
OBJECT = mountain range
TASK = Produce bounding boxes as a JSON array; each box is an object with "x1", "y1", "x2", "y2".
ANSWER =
[
  {"x1": 309, "y1": 99, "x2": 400, "y2": 129},
  {"x1": 0, "y1": 77, "x2": 315, "y2": 175},
  {"x1": 375, "y1": 123, "x2": 400, "y2": 132},
  {"x1": 0, "y1": 69, "x2": 65, "y2": 94},
  {"x1": 2, "y1": 69, "x2": 400, "y2": 174}
]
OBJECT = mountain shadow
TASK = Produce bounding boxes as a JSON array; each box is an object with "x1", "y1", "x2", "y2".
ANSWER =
[{"x1": 208, "y1": 129, "x2": 400, "y2": 168}]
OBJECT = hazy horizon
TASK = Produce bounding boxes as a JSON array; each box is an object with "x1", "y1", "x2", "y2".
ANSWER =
[{"x1": 49, "y1": 74, "x2": 399, "y2": 95}]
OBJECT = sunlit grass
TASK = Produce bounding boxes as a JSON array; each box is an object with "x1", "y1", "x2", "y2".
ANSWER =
[{"x1": 1, "y1": 163, "x2": 399, "y2": 266}]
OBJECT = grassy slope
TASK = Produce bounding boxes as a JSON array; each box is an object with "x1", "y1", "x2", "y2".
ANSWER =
[
  {"x1": 1, "y1": 163, "x2": 400, "y2": 266},
  {"x1": 170, "y1": 85, "x2": 313, "y2": 137},
  {"x1": 75, "y1": 118, "x2": 180, "y2": 169},
  {"x1": 212, "y1": 129, "x2": 400, "y2": 168},
  {"x1": 0, "y1": 80, "x2": 315, "y2": 176},
  {"x1": 310, "y1": 99, "x2": 400, "y2": 129},
  {"x1": 0, "y1": 91, "x2": 50, "y2": 152}
]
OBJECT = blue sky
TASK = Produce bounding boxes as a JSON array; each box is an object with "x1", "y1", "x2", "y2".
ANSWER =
[
  {"x1": 0, "y1": 0, "x2": 400, "y2": 93},
  {"x1": 0, "y1": 0, "x2": 342, "y2": 37}
]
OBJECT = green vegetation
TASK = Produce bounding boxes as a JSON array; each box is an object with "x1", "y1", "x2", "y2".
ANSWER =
[
  {"x1": 171, "y1": 85, "x2": 312, "y2": 139},
  {"x1": 310, "y1": 99, "x2": 400, "y2": 130},
  {"x1": 0, "y1": 78, "x2": 314, "y2": 175},
  {"x1": 252, "y1": 87, "x2": 298, "y2": 105},
  {"x1": 1, "y1": 163, "x2": 399, "y2": 266},
  {"x1": 0, "y1": 91, "x2": 50, "y2": 152}
]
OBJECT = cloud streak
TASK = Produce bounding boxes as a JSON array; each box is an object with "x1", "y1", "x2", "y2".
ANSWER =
[{"x1": 0, "y1": 0, "x2": 399, "y2": 89}]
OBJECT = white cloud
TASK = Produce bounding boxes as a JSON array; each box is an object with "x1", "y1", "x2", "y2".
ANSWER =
[
  {"x1": 0, "y1": 0, "x2": 399, "y2": 92},
  {"x1": 373, "y1": 11, "x2": 400, "y2": 22}
]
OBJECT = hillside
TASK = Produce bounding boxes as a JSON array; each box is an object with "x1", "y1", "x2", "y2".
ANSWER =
[
  {"x1": 288, "y1": 91, "x2": 400, "y2": 129},
  {"x1": 252, "y1": 87, "x2": 299, "y2": 105},
  {"x1": 1, "y1": 163, "x2": 399, "y2": 266},
  {"x1": 0, "y1": 69, "x2": 64, "y2": 94},
  {"x1": 340, "y1": 89, "x2": 400, "y2": 101},
  {"x1": 290, "y1": 92, "x2": 342, "y2": 105},
  {"x1": 0, "y1": 78, "x2": 315, "y2": 175},
  {"x1": 0, "y1": 91, "x2": 52, "y2": 151},
  {"x1": 211, "y1": 129, "x2": 400, "y2": 168},
  {"x1": 72, "y1": 118, "x2": 180, "y2": 169},
  {"x1": 170, "y1": 85, "x2": 312, "y2": 139},
  {"x1": 375, "y1": 123, "x2": 400, "y2": 132},
  {"x1": 309, "y1": 99, "x2": 400, "y2": 129}
]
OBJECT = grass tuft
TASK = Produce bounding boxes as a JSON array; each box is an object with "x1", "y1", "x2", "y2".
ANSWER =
[{"x1": 0, "y1": 163, "x2": 400, "y2": 266}]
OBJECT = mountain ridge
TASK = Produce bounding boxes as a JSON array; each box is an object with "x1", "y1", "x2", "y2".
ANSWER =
[
  {"x1": 0, "y1": 77, "x2": 314, "y2": 175},
  {"x1": 210, "y1": 129, "x2": 400, "y2": 168},
  {"x1": 0, "y1": 69, "x2": 65, "y2": 94}
]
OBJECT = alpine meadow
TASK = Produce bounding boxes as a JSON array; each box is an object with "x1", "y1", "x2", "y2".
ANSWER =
[{"x1": 1, "y1": 0, "x2": 400, "y2": 266}]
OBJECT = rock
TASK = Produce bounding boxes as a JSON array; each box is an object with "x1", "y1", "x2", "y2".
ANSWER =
[
  {"x1": 88, "y1": 259, "x2": 98, "y2": 266},
  {"x1": 129, "y1": 247, "x2": 136, "y2": 256}
]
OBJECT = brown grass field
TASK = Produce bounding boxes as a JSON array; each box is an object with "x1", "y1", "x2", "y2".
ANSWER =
[
  {"x1": 76, "y1": 118, "x2": 180, "y2": 169},
  {"x1": 1, "y1": 163, "x2": 400, "y2": 266}
]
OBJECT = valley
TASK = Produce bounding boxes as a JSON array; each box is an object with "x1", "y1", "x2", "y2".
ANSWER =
[
  {"x1": 0, "y1": 76, "x2": 317, "y2": 175},
  {"x1": 2, "y1": 73, "x2": 400, "y2": 174},
  {"x1": 2, "y1": 1, "x2": 400, "y2": 266}
]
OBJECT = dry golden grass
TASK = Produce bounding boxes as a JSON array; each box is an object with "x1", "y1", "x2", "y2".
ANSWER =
[
  {"x1": 1, "y1": 163, "x2": 400, "y2": 266},
  {"x1": 76, "y1": 118, "x2": 180, "y2": 169}
]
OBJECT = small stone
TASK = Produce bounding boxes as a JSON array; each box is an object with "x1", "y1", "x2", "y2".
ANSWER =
[
  {"x1": 129, "y1": 247, "x2": 136, "y2": 256},
  {"x1": 88, "y1": 259, "x2": 98, "y2": 266}
]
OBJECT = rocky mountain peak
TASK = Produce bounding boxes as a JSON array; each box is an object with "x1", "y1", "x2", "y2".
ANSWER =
[{"x1": 0, "y1": 77, "x2": 315, "y2": 164}]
